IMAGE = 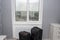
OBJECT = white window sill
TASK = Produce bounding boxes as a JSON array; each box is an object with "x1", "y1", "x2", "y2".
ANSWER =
[{"x1": 14, "y1": 21, "x2": 42, "y2": 24}]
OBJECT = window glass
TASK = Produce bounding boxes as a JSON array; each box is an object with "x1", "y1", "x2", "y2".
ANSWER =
[
  {"x1": 16, "y1": 0, "x2": 27, "y2": 21},
  {"x1": 16, "y1": 0, "x2": 40, "y2": 21},
  {"x1": 29, "y1": 0, "x2": 39, "y2": 11},
  {"x1": 15, "y1": 11, "x2": 27, "y2": 21},
  {"x1": 29, "y1": 0, "x2": 39, "y2": 3},
  {"x1": 29, "y1": 0, "x2": 39, "y2": 21},
  {"x1": 29, "y1": 11, "x2": 39, "y2": 21},
  {"x1": 16, "y1": 0, "x2": 27, "y2": 11}
]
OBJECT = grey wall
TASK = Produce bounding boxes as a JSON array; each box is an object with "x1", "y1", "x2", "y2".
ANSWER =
[
  {"x1": 1, "y1": 0, "x2": 12, "y2": 38},
  {"x1": 59, "y1": 0, "x2": 60, "y2": 23},
  {"x1": 0, "y1": 0, "x2": 2, "y2": 35},
  {"x1": 1, "y1": 0, "x2": 60, "y2": 39},
  {"x1": 42, "y1": 0, "x2": 60, "y2": 38}
]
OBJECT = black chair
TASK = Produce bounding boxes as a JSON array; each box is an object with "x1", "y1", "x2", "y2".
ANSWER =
[
  {"x1": 19, "y1": 31, "x2": 30, "y2": 40},
  {"x1": 31, "y1": 27, "x2": 43, "y2": 40}
]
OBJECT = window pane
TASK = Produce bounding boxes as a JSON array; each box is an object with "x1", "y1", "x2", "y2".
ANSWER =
[
  {"x1": 16, "y1": 0, "x2": 27, "y2": 3},
  {"x1": 29, "y1": 11, "x2": 39, "y2": 21},
  {"x1": 16, "y1": 0, "x2": 27, "y2": 11},
  {"x1": 29, "y1": 0, "x2": 39, "y2": 11},
  {"x1": 29, "y1": 0, "x2": 39, "y2": 3},
  {"x1": 16, "y1": 4, "x2": 27, "y2": 11},
  {"x1": 16, "y1": 0, "x2": 27, "y2": 21},
  {"x1": 29, "y1": 3, "x2": 39, "y2": 11},
  {"x1": 29, "y1": 0, "x2": 39, "y2": 21},
  {"x1": 15, "y1": 11, "x2": 27, "y2": 21}
]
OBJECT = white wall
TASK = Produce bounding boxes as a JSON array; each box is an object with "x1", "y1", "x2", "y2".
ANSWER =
[{"x1": 1, "y1": 0, "x2": 60, "y2": 39}]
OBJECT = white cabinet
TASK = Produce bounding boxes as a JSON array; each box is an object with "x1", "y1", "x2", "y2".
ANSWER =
[{"x1": 50, "y1": 23, "x2": 60, "y2": 40}]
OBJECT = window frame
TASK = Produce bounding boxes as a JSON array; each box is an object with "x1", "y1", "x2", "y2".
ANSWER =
[{"x1": 11, "y1": 0, "x2": 43, "y2": 24}]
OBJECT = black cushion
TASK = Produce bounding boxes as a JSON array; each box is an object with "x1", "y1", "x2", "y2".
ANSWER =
[
  {"x1": 19, "y1": 31, "x2": 30, "y2": 40},
  {"x1": 31, "y1": 27, "x2": 43, "y2": 40}
]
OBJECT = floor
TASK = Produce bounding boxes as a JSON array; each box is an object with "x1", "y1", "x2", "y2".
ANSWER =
[
  {"x1": 5, "y1": 38, "x2": 17, "y2": 40},
  {"x1": 5, "y1": 39, "x2": 50, "y2": 40}
]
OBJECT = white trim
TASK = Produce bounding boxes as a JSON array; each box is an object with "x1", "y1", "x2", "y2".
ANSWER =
[
  {"x1": 14, "y1": 21, "x2": 42, "y2": 24},
  {"x1": 27, "y1": 0, "x2": 29, "y2": 22},
  {"x1": 11, "y1": 0, "x2": 16, "y2": 38},
  {"x1": 39, "y1": 0, "x2": 43, "y2": 24}
]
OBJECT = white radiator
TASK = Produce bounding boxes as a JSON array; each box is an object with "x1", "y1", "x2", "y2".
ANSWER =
[{"x1": 13, "y1": 24, "x2": 42, "y2": 39}]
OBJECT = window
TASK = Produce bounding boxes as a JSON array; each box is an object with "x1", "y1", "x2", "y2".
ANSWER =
[
  {"x1": 15, "y1": 0, "x2": 43, "y2": 24},
  {"x1": 29, "y1": 11, "x2": 39, "y2": 21},
  {"x1": 16, "y1": 0, "x2": 27, "y2": 21},
  {"x1": 15, "y1": 11, "x2": 27, "y2": 21}
]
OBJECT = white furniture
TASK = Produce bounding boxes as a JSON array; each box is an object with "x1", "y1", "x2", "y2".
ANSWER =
[
  {"x1": 50, "y1": 23, "x2": 60, "y2": 40},
  {"x1": 0, "y1": 35, "x2": 6, "y2": 40}
]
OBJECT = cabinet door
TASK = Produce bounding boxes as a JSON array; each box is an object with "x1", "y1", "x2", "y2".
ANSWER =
[{"x1": 53, "y1": 25, "x2": 60, "y2": 40}]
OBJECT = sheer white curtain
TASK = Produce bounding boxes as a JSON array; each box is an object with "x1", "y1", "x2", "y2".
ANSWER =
[
  {"x1": 16, "y1": 0, "x2": 27, "y2": 11},
  {"x1": 16, "y1": 0, "x2": 39, "y2": 11}
]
